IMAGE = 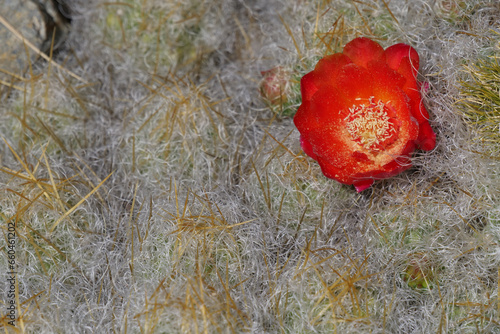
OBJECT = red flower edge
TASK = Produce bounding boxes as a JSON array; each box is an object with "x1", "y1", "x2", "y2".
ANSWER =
[{"x1": 294, "y1": 37, "x2": 436, "y2": 192}]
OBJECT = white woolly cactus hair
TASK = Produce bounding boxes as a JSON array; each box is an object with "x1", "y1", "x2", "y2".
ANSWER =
[{"x1": 1, "y1": 0, "x2": 500, "y2": 333}]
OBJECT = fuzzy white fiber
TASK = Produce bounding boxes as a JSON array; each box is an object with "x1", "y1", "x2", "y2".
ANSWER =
[{"x1": 1, "y1": 0, "x2": 500, "y2": 333}]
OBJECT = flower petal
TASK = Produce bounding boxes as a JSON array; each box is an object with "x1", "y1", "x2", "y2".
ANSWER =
[
  {"x1": 300, "y1": 135, "x2": 317, "y2": 160},
  {"x1": 300, "y1": 72, "x2": 319, "y2": 102},
  {"x1": 367, "y1": 61, "x2": 406, "y2": 91},
  {"x1": 397, "y1": 57, "x2": 420, "y2": 90},
  {"x1": 353, "y1": 179, "x2": 374, "y2": 192},
  {"x1": 309, "y1": 86, "x2": 350, "y2": 124},
  {"x1": 335, "y1": 63, "x2": 374, "y2": 101},
  {"x1": 404, "y1": 90, "x2": 436, "y2": 150},
  {"x1": 385, "y1": 43, "x2": 420, "y2": 76},
  {"x1": 308, "y1": 127, "x2": 353, "y2": 169},
  {"x1": 316, "y1": 155, "x2": 351, "y2": 183},
  {"x1": 293, "y1": 102, "x2": 320, "y2": 134},
  {"x1": 314, "y1": 53, "x2": 353, "y2": 83},
  {"x1": 343, "y1": 37, "x2": 385, "y2": 68}
]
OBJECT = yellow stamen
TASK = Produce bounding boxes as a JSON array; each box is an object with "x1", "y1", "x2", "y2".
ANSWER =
[{"x1": 344, "y1": 96, "x2": 395, "y2": 151}]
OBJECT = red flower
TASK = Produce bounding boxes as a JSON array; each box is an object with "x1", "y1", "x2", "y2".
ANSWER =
[{"x1": 294, "y1": 37, "x2": 436, "y2": 192}]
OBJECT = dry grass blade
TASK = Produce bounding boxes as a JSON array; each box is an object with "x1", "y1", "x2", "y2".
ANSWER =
[
  {"x1": 279, "y1": 14, "x2": 303, "y2": 62},
  {"x1": 0, "y1": 78, "x2": 25, "y2": 92},
  {"x1": 50, "y1": 171, "x2": 114, "y2": 232}
]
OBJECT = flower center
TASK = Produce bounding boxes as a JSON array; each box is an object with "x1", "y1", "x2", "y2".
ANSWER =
[{"x1": 344, "y1": 97, "x2": 398, "y2": 151}]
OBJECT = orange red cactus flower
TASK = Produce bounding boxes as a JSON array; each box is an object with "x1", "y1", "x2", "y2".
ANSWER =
[{"x1": 294, "y1": 37, "x2": 436, "y2": 192}]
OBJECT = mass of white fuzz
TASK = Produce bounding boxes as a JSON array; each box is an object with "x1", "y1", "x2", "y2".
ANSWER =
[{"x1": 1, "y1": 0, "x2": 500, "y2": 333}]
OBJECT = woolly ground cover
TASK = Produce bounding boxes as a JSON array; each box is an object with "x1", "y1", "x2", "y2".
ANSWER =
[{"x1": 1, "y1": 0, "x2": 500, "y2": 332}]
